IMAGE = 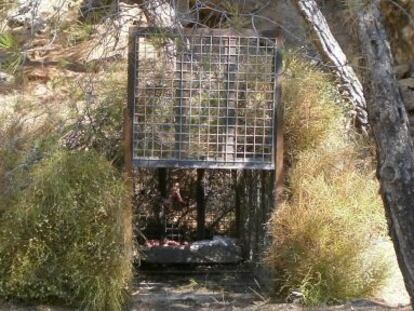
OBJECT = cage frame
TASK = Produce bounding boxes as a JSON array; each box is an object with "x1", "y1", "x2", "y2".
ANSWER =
[{"x1": 126, "y1": 27, "x2": 283, "y2": 171}]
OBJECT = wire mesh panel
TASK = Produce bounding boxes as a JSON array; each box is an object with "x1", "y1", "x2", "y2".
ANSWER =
[{"x1": 129, "y1": 28, "x2": 280, "y2": 170}]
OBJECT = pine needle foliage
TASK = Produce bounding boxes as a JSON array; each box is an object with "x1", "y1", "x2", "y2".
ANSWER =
[
  {"x1": 282, "y1": 56, "x2": 344, "y2": 160},
  {"x1": 0, "y1": 150, "x2": 133, "y2": 311},
  {"x1": 0, "y1": 32, "x2": 23, "y2": 73},
  {"x1": 0, "y1": 100, "x2": 61, "y2": 211},
  {"x1": 266, "y1": 55, "x2": 390, "y2": 305}
]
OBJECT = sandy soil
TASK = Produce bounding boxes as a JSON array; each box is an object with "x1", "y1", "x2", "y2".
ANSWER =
[
  {"x1": 0, "y1": 246, "x2": 410, "y2": 311},
  {"x1": 130, "y1": 262, "x2": 410, "y2": 311}
]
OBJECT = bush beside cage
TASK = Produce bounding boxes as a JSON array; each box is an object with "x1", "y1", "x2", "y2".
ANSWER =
[
  {"x1": 0, "y1": 150, "x2": 133, "y2": 311},
  {"x1": 265, "y1": 55, "x2": 390, "y2": 305}
]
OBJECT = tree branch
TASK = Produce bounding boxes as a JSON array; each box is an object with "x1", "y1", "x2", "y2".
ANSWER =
[{"x1": 292, "y1": 0, "x2": 369, "y2": 133}]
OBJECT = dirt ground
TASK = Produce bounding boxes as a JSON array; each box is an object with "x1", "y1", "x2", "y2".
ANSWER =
[
  {"x1": 0, "y1": 301, "x2": 410, "y2": 311},
  {"x1": 0, "y1": 296, "x2": 411, "y2": 311},
  {"x1": 0, "y1": 256, "x2": 410, "y2": 311},
  {"x1": 0, "y1": 270, "x2": 410, "y2": 311},
  {"x1": 130, "y1": 264, "x2": 411, "y2": 311}
]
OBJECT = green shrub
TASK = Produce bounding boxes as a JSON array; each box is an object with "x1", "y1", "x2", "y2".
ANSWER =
[
  {"x1": 0, "y1": 150, "x2": 133, "y2": 310},
  {"x1": 60, "y1": 21, "x2": 94, "y2": 47},
  {"x1": 0, "y1": 101, "x2": 60, "y2": 211},
  {"x1": 0, "y1": 32, "x2": 23, "y2": 73},
  {"x1": 62, "y1": 62, "x2": 127, "y2": 168},
  {"x1": 266, "y1": 55, "x2": 389, "y2": 305}
]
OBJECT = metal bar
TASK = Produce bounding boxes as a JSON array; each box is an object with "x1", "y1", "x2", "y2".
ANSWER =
[
  {"x1": 124, "y1": 28, "x2": 136, "y2": 178},
  {"x1": 130, "y1": 26, "x2": 267, "y2": 38},
  {"x1": 235, "y1": 37, "x2": 240, "y2": 160},
  {"x1": 208, "y1": 35, "x2": 212, "y2": 160},
  {"x1": 133, "y1": 159, "x2": 274, "y2": 170},
  {"x1": 196, "y1": 169, "x2": 206, "y2": 239}
]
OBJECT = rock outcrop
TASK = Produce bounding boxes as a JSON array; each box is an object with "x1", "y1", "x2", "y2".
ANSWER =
[
  {"x1": 83, "y1": 2, "x2": 146, "y2": 62},
  {"x1": 381, "y1": 0, "x2": 414, "y2": 64},
  {"x1": 0, "y1": 71, "x2": 15, "y2": 92},
  {"x1": 7, "y1": 0, "x2": 78, "y2": 31},
  {"x1": 395, "y1": 63, "x2": 414, "y2": 139}
]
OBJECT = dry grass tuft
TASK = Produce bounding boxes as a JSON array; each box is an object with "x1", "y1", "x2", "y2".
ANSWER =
[
  {"x1": 282, "y1": 57, "x2": 344, "y2": 160},
  {"x1": 266, "y1": 55, "x2": 389, "y2": 305}
]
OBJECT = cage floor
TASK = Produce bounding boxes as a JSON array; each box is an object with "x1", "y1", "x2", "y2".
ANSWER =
[{"x1": 142, "y1": 236, "x2": 242, "y2": 264}]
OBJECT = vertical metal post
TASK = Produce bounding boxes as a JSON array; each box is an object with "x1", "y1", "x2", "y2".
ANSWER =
[
  {"x1": 123, "y1": 28, "x2": 137, "y2": 261},
  {"x1": 196, "y1": 168, "x2": 206, "y2": 239},
  {"x1": 272, "y1": 40, "x2": 284, "y2": 208},
  {"x1": 126, "y1": 29, "x2": 137, "y2": 174},
  {"x1": 233, "y1": 170, "x2": 241, "y2": 237},
  {"x1": 156, "y1": 167, "x2": 167, "y2": 224}
]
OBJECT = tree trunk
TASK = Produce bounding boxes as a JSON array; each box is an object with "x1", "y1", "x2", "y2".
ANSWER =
[
  {"x1": 357, "y1": 0, "x2": 414, "y2": 303},
  {"x1": 292, "y1": 0, "x2": 368, "y2": 133}
]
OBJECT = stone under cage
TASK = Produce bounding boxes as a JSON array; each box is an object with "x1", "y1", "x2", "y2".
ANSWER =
[{"x1": 127, "y1": 27, "x2": 282, "y2": 264}]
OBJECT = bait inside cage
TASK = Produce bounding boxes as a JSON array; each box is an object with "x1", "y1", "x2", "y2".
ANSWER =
[{"x1": 127, "y1": 27, "x2": 282, "y2": 263}]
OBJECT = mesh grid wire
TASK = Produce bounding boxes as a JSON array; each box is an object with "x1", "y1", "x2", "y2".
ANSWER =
[{"x1": 131, "y1": 29, "x2": 279, "y2": 170}]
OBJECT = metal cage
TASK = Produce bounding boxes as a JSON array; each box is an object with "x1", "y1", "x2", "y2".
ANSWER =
[{"x1": 128, "y1": 28, "x2": 281, "y2": 170}]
